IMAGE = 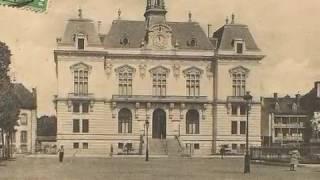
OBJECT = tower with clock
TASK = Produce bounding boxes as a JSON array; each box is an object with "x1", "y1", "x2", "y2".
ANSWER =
[{"x1": 144, "y1": 0, "x2": 173, "y2": 50}]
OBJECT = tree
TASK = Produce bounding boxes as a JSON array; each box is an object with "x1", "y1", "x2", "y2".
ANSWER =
[{"x1": 0, "y1": 41, "x2": 20, "y2": 159}]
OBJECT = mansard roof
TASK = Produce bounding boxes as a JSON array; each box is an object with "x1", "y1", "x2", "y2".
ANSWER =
[
  {"x1": 212, "y1": 24, "x2": 260, "y2": 51},
  {"x1": 103, "y1": 20, "x2": 214, "y2": 50},
  {"x1": 61, "y1": 17, "x2": 102, "y2": 46},
  {"x1": 262, "y1": 96, "x2": 306, "y2": 115}
]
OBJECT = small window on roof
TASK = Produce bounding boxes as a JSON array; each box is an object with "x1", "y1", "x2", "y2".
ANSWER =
[
  {"x1": 120, "y1": 37, "x2": 129, "y2": 46},
  {"x1": 236, "y1": 43, "x2": 243, "y2": 54},
  {"x1": 78, "y1": 38, "x2": 85, "y2": 50},
  {"x1": 187, "y1": 38, "x2": 197, "y2": 47}
]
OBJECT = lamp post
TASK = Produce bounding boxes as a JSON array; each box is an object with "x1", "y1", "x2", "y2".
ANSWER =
[
  {"x1": 145, "y1": 120, "x2": 150, "y2": 162},
  {"x1": 243, "y1": 91, "x2": 252, "y2": 174}
]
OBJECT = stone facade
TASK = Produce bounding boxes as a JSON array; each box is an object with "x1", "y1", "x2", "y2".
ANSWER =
[{"x1": 54, "y1": 1, "x2": 264, "y2": 156}]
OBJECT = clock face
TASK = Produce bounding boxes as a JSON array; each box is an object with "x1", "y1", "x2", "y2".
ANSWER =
[{"x1": 153, "y1": 34, "x2": 167, "y2": 49}]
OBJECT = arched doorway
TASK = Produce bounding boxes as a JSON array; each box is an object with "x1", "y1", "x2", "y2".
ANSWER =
[
  {"x1": 152, "y1": 109, "x2": 166, "y2": 139},
  {"x1": 186, "y1": 109, "x2": 200, "y2": 134}
]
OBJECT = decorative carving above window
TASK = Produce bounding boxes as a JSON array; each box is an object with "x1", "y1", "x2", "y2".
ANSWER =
[
  {"x1": 149, "y1": 65, "x2": 170, "y2": 75},
  {"x1": 115, "y1": 65, "x2": 136, "y2": 75},
  {"x1": 206, "y1": 64, "x2": 213, "y2": 78},
  {"x1": 172, "y1": 64, "x2": 180, "y2": 78},
  {"x1": 70, "y1": 62, "x2": 92, "y2": 72},
  {"x1": 104, "y1": 61, "x2": 113, "y2": 77},
  {"x1": 139, "y1": 64, "x2": 147, "y2": 78},
  {"x1": 229, "y1": 66, "x2": 250, "y2": 77},
  {"x1": 183, "y1": 66, "x2": 203, "y2": 77}
]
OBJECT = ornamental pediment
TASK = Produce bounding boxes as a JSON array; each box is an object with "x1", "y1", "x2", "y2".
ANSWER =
[
  {"x1": 149, "y1": 65, "x2": 170, "y2": 74},
  {"x1": 115, "y1": 65, "x2": 136, "y2": 74},
  {"x1": 229, "y1": 66, "x2": 250, "y2": 76},
  {"x1": 70, "y1": 62, "x2": 92, "y2": 71},
  {"x1": 183, "y1": 66, "x2": 204, "y2": 76}
]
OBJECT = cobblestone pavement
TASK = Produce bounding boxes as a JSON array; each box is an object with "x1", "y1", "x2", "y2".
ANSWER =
[{"x1": 0, "y1": 157, "x2": 319, "y2": 180}]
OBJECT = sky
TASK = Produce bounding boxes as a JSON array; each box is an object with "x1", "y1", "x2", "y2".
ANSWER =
[{"x1": 0, "y1": 0, "x2": 320, "y2": 116}]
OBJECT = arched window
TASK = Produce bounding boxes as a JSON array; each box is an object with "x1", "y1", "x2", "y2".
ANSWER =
[
  {"x1": 118, "y1": 108, "x2": 132, "y2": 133},
  {"x1": 186, "y1": 110, "x2": 199, "y2": 134}
]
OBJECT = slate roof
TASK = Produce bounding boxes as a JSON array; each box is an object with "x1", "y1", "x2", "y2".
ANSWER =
[
  {"x1": 262, "y1": 96, "x2": 307, "y2": 115},
  {"x1": 61, "y1": 18, "x2": 102, "y2": 46},
  {"x1": 212, "y1": 24, "x2": 260, "y2": 51},
  {"x1": 103, "y1": 20, "x2": 214, "y2": 50},
  {"x1": 301, "y1": 85, "x2": 320, "y2": 114},
  {"x1": 13, "y1": 83, "x2": 36, "y2": 110}
]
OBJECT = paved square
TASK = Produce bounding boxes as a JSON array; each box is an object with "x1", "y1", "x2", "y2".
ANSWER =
[{"x1": 0, "y1": 157, "x2": 319, "y2": 180}]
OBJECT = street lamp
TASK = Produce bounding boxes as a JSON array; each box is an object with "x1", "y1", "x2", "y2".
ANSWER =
[
  {"x1": 243, "y1": 91, "x2": 252, "y2": 174},
  {"x1": 145, "y1": 120, "x2": 150, "y2": 162}
]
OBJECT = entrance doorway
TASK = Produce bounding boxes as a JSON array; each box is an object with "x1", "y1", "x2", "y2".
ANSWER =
[{"x1": 152, "y1": 109, "x2": 166, "y2": 139}]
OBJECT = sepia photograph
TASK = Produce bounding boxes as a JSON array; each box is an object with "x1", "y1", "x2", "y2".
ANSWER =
[{"x1": 0, "y1": 0, "x2": 320, "y2": 179}]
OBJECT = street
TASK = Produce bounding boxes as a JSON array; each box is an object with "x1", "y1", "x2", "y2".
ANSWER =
[{"x1": 0, "y1": 157, "x2": 319, "y2": 180}]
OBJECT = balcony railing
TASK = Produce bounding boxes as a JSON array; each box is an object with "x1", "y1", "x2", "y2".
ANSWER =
[
  {"x1": 273, "y1": 123, "x2": 305, "y2": 128},
  {"x1": 112, "y1": 95, "x2": 209, "y2": 103},
  {"x1": 68, "y1": 93, "x2": 94, "y2": 99},
  {"x1": 274, "y1": 136, "x2": 303, "y2": 142}
]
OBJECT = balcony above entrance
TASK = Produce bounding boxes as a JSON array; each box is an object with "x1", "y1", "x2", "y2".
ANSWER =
[{"x1": 112, "y1": 95, "x2": 209, "y2": 104}]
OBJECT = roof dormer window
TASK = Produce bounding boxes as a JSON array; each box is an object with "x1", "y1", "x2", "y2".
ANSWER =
[
  {"x1": 120, "y1": 37, "x2": 129, "y2": 46},
  {"x1": 233, "y1": 39, "x2": 245, "y2": 54},
  {"x1": 187, "y1": 38, "x2": 197, "y2": 47},
  {"x1": 74, "y1": 33, "x2": 87, "y2": 50}
]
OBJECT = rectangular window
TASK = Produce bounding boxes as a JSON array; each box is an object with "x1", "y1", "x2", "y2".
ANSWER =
[
  {"x1": 231, "y1": 104, "x2": 238, "y2": 115},
  {"x1": 20, "y1": 114, "x2": 28, "y2": 125},
  {"x1": 153, "y1": 73, "x2": 166, "y2": 96},
  {"x1": 73, "y1": 102, "x2": 80, "y2": 113},
  {"x1": 240, "y1": 104, "x2": 247, "y2": 115},
  {"x1": 82, "y1": 102, "x2": 89, "y2": 113},
  {"x1": 232, "y1": 73, "x2": 246, "y2": 96},
  {"x1": 74, "y1": 70, "x2": 88, "y2": 95},
  {"x1": 231, "y1": 121, "x2": 238, "y2": 135},
  {"x1": 20, "y1": 131, "x2": 27, "y2": 143},
  {"x1": 78, "y1": 38, "x2": 85, "y2": 50},
  {"x1": 240, "y1": 144, "x2": 245, "y2": 153},
  {"x1": 83, "y1": 143, "x2": 88, "y2": 149},
  {"x1": 119, "y1": 72, "x2": 133, "y2": 96},
  {"x1": 82, "y1": 119, "x2": 89, "y2": 133},
  {"x1": 236, "y1": 43, "x2": 244, "y2": 54},
  {"x1": 73, "y1": 143, "x2": 79, "y2": 149},
  {"x1": 73, "y1": 119, "x2": 80, "y2": 133},
  {"x1": 118, "y1": 143, "x2": 124, "y2": 149},
  {"x1": 232, "y1": 144, "x2": 237, "y2": 150},
  {"x1": 194, "y1": 144, "x2": 200, "y2": 150},
  {"x1": 186, "y1": 73, "x2": 200, "y2": 96},
  {"x1": 240, "y1": 121, "x2": 246, "y2": 135}
]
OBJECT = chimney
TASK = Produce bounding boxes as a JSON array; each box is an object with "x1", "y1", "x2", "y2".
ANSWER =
[
  {"x1": 273, "y1": 93, "x2": 278, "y2": 100},
  {"x1": 315, "y1": 81, "x2": 320, "y2": 98},
  {"x1": 296, "y1": 94, "x2": 301, "y2": 106},
  {"x1": 97, "y1": 21, "x2": 102, "y2": 34},
  {"x1": 32, "y1": 88, "x2": 37, "y2": 108}
]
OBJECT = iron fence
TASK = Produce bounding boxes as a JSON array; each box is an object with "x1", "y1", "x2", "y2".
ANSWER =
[{"x1": 250, "y1": 146, "x2": 320, "y2": 163}]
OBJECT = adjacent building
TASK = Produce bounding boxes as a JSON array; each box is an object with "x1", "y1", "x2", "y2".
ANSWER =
[
  {"x1": 54, "y1": 0, "x2": 264, "y2": 156},
  {"x1": 12, "y1": 83, "x2": 37, "y2": 153},
  {"x1": 261, "y1": 93, "x2": 307, "y2": 146}
]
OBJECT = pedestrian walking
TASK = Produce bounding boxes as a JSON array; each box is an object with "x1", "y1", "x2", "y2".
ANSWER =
[
  {"x1": 58, "y1": 145, "x2": 64, "y2": 163},
  {"x1": 289, "y1": 149, "x2": 300, "y2": 171},
  {"x1": 220, "y1": 146, "x2": 225, "y2": 159}
]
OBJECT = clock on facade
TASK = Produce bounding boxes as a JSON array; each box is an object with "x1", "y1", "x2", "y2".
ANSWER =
[{"x1": 153, "y1": 34, "x2": 167, "y2": 49}]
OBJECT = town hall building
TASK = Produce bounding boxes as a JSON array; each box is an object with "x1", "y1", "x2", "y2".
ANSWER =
[{"x1": 54, "y1": 0, "x2": 265, "y2": 156}]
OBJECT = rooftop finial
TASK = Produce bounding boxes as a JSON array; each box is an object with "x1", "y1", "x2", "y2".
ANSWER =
[
  {"x1": 78, "y1": 8, "x2": 83, "y2": 19},
  {"x1": 225, "y1": 16, "x2": 229, "y2": 24},
  {"x1": 118, "y1": 9, "x2": 122, "y2": 20},
  {"x1": 231, "y1": 13, "x2": 235, "y2": 24},
  {"x1": 188, "y1": 11, "x2": 192, "y2": 22}
]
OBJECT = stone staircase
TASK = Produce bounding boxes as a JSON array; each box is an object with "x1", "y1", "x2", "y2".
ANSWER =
[
  {"x1": 166, "y1": 138, "x2": 182, "y2": 157},
  {"x1": 149, "y1": 139, "x2": 168, "y2": 155}
]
